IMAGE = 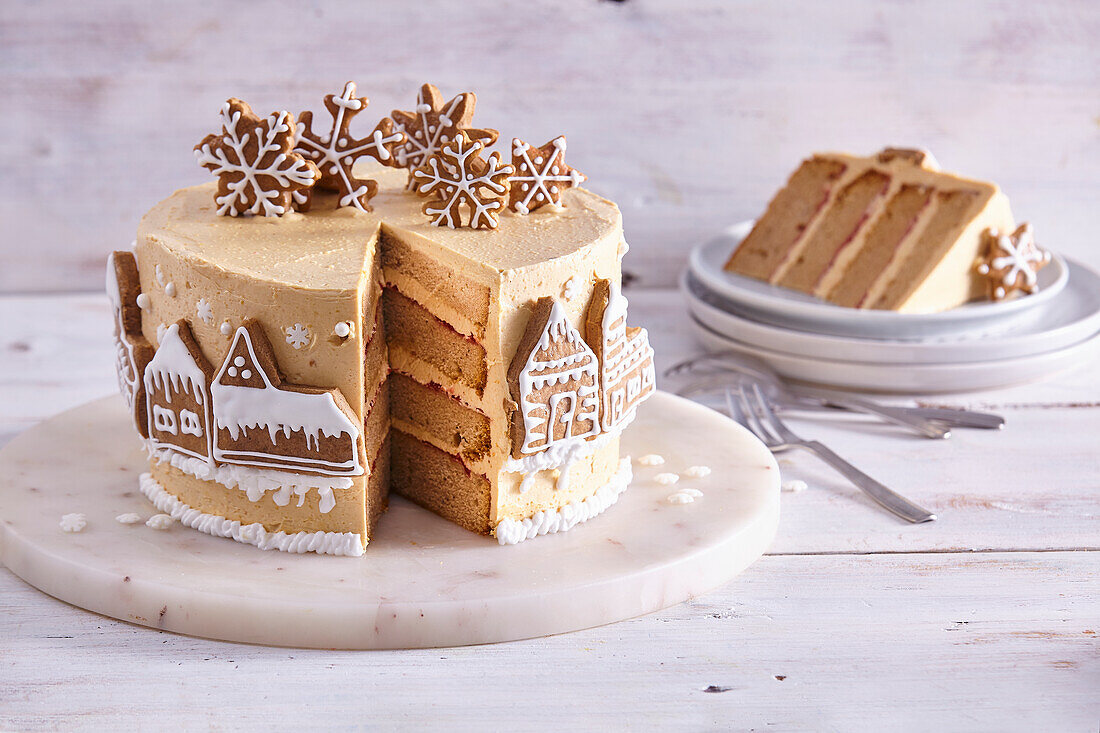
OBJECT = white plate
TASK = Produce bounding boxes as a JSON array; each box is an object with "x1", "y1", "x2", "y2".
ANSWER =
[
  {"x1": 689, "y1": 315, "x2": 1100, "y2": 393},
  {"x1": 682, "y1": 260, "x2": 1100, "y2": 365},
  {"x1": 0, "y1": 393, "x2": 779, "y2": 650},
  {"x1": 690, "y1": 222, "x2": 1070, "y2": 340}
]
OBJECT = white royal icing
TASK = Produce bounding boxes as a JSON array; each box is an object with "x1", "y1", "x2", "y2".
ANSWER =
[
  {"x1": 333, "y1": 321, "x2": 352, "y2": 339},
  {"x1": 115, "y1": 513, "x2": 143, "y2": 525},
  {"x1": 194, "y1": 102, "x2": 318, "y2": 217},
  {"x1": 684, "y1": 465, "x2": 711, "y2": 478},
  {"x1": 979, "y1": 224, "x2": 1050, "y2": 294},
  {"x1": 495, "y1": 458, "x2": 632, "y2": 545},
  {"x1": 510, "y1": 137, "x2": 585, "y2": 214},
  {"x1": 412, "y1": 136, "x2": 513, "y2": 229},
  {"x1": 597, "y1": 282, "x2": 656, "y2": 433},
  {"x1": 147, "y1": 444, "x2": 350, "y2": 514},
  {"x1": 212, "y1": 326, "x2": 362, "y2": 476},
  {"x1": 143, "y1": 323, "x2": 214, "y2": 463},
  {"x1": 782, "y1": 480, "x2": 808, "y2": 493},
  {"x1": 220, "y1": 321, "x2": 232, "y2": 336},
  {"x1": 146, "y1": 513, "x2": 175, "y2": 530},
  {"x1": 654, "y1": 472, "x2": 679, "y2": 486},
  {"x1": 393, "y1": 86, "x2": 473, "y2": 183},
  {"x1": 509, "y1": 301, "x2": 602, "y2": 493},
  {"x1": 139, "y1": 473, "x2": 364, "y2": 556},
  {"x1": 196, "y1": 298, "x2": 213, "y2": 324},
  {"x1": 105, "y1": 252, "x2": 143, "y2": 418},
  {"x1": 637, "y1": 454, "x2": 665, "y2": 467},
  {"x1": 295, "y1": 81, "x2": 403, "y2": 212},
  {"x1": 284, "y1": 322, "x2": 311, "y2": 349}
]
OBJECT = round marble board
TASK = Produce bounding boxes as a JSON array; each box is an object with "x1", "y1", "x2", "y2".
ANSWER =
[{"x1": 0, "y1": 392, "x2": 779, "y2": 650}]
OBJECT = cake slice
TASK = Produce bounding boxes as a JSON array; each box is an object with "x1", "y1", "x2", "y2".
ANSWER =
[{"x1": 724, "y1": 148, "x2": 1016, "y2": 313}]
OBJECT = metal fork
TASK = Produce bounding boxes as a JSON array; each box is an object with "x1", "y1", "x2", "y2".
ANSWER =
[{"x1": 727, "y1": 384, "x2": 937, "y2": 524}]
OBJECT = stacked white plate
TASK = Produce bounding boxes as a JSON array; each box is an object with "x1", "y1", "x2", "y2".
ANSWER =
[{"x1": 683, "y1": 222, "x2": 1100, "y2": 392}]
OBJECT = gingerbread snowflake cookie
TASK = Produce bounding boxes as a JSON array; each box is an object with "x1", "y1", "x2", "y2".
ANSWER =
[
  {"x1": 412, "y1": 130, "x2": 514, "y2": 229},
  {"x1": 295, "y1": 81, "x2": 405, "y2": 212},
  {"x1": 976, "y1": 223, "x2": 1051, "y2": 301},
  {"x1": 195, "y1": 99, "x2": 320, "y2": 217},
  {"x1": 389, "y1": 83, "x2": 498, "y2": 190},
  {"x1": 510, "y1": 136, "x2": 586, "y2": 214}
]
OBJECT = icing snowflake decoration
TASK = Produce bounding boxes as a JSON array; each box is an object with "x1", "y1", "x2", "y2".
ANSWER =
[
  {"x1": 285, "y1": 323, "x2": 311, "y2": 350},
  {"x1": 412, "y1": 131, "x2": 515, "y2": 229},
  {"x1": 561, "y1": 276, "x2": 577, "y2": 301},
  {"x1": 196, "y1": 298, "x2": 213, "y2": 324},
  {"x1": 195, "y1": 98, "x2": 320, "y2": 217},
  {"x1": 509, "y1": 136, "x2": 586, "y2": 214},
  {"x1": 295, "y1": 81, "x2": 405, "y2": 212},
  {"x1": 389, "y1": 83, "x2": 498, "y2": 190},
  {"x1": 976, "y1": 223, "x2": 1050, "y2": 301}
]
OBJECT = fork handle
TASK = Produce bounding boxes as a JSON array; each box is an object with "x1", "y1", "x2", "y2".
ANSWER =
[
  {"x1": 792, "y1": 394, "x2": 951, "y2": 439},
  {"x1": 799, "y1": 441, "x2": 937, "y2": 524}
]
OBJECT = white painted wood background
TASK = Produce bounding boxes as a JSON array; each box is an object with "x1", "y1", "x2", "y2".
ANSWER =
[
  {"x1": 2, "y1": 0, "x2": 1098, "y2": 292},
  {"x1": 2, "y1": 1, "x2": 1098, "y2": 730}
]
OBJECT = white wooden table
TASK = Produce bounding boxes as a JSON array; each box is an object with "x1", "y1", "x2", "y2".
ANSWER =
[
  {"x1": 3, "y1": 0, "x2": 1098, "y2": 728},
  {"x1": 1, "y1": 292, "x2": 1097, "y2": 730}
]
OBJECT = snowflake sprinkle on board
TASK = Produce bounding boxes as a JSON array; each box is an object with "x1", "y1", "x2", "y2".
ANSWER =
[
  {"x1": 976, "y1": 223, "x2": 1051, "y2": 301},
  {"x1": 195, "y1": 99, "x2": 320, "y2": 217},
  {"x1": 295, "y1": 81, "x2": 405, "y2": 212},
  {"x1": 412, "y1": 131, "x2": 514, "y2": 229},
  {"x1": 510, "y1": 136, "x2": 586, "y2": 214},
  {"x1": 389, "y1": 83, "x2": 498, "y2": 190}
]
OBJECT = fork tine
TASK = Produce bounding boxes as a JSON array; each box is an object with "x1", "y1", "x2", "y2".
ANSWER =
[
  {"x1": 737, "y1": 384, "x2": 782, "y2": 445},
  {"x1": 749, "y1": 383, "x2": 799, "y2": 444},
  {"x1": 725, "y1": 388, "x2": 768, "y2": 444},
  {"x1": 724, "y1": 387, "x2": 749, "y2": 426}
]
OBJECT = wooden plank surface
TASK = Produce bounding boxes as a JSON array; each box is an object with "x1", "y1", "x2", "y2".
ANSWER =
[
  {"x1": 1, "y1": 291, "x2": 1098, "y2": 730},
  {"x1": 3, "y1": 0, "x2": 1098, "y2": 292},
  {"x1": 1, "y1": 553, "x2": 1096, "y2": 731}
]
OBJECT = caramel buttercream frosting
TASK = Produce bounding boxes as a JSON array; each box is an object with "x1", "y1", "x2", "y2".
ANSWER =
[{"x1": 121, "y1": 163, "x2": 646, "y2": 554}]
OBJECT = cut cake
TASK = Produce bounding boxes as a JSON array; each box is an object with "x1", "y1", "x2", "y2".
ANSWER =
[{"x1": 724, "y1": 148, "x2": 1017, "y2": 313}]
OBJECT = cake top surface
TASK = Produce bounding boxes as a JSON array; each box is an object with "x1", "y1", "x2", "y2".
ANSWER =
[
  {"x1": 139, "y1": 165, "x2": 621, "y2": 291},
  {"x1": 816, "y1": 148, "x2": 1000, "y2": 194}
]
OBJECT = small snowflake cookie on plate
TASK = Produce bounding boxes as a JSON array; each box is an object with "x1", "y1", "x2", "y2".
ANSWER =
[{"x1": 976, "y1": 222, "x2": 1051, "y2": 301}]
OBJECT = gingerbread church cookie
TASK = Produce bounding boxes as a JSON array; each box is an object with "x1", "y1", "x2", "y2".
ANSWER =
[{"x1": 212, "y1": 321, "x2": 363, "y2": 476}]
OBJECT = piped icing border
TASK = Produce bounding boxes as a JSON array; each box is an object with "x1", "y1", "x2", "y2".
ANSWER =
[
  {"x1": 139, "y1": 472, "x2": 364, "y2": 557},
  {"x1": 494, "y1": 457, "x2": 632, "y2": 546},
  {"x1": 147, "y1": 445, "x2": 352, "y2": 514}
]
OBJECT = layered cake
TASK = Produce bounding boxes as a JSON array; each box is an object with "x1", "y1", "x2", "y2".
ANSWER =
[
  {"x1": 107, "y1": 82, "x2": 655, "y2": 555},
  {"x1": 724, "y1": 148, "x2": 1048, "y2": 312}
]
